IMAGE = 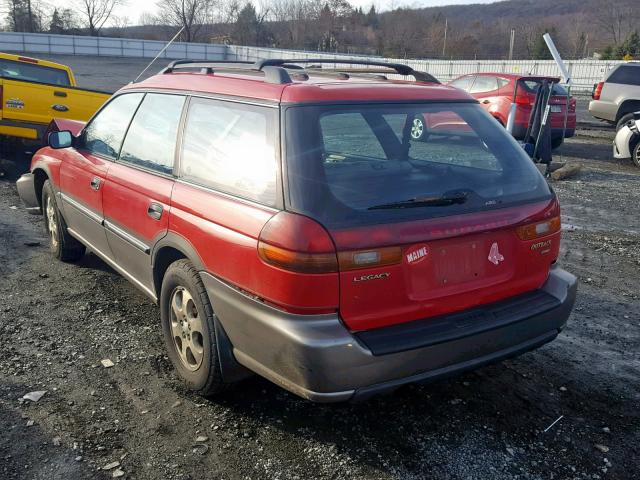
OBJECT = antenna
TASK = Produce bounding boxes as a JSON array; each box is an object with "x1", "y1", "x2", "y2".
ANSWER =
[{"x1": 132, "y1": 26, "x2": 186, "y2": 83}]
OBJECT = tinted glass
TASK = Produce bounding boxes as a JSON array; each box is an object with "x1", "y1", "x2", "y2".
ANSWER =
[
  {"x1": 0, "y1": 59, "x2": 70, "y2": 86},
  {"x1": 285, "y1": 103, "x2": 551, "y2": 228},
  {"x1": 180, "y1": 98, "x2": 278, "y2": 206},
  {"x1": 82, "y1": 93, "x2": 144, "y2": 159},
  {"x1": 119, "y1": 94, "x2": 185, "y2": 174},
  {"x1": 470, "y1": 76, "x2": 498, "y2": 93},
  {"x1": 497, "y1": 78, "x2": 510, "y2": 88},
  {"x1": 607, "y1": 65, "x2": 640, "y2": 86},
  {"x1": 449, "y1": 76, "x2": 474, "y2": 91},
  {"x1": 521, "y1": 80, "x2": 568, "y2": 95}
]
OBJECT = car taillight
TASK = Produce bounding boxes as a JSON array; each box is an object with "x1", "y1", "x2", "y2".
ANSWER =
[
  {"x1": 569, "y1": 98, "x2": 576, "y2": 112},
  {"x1": 258, "y1": 212, "x2": 338, "y2": 273},
  {"x1": 515, "y1": 197, "x2": 561, "y2": 240},
  {"x1": 515, "y1": 94, "x2": 533, "y2": 106},
  {"x1": 592, "y1": 82, "x2": 604, "y2": 100}
]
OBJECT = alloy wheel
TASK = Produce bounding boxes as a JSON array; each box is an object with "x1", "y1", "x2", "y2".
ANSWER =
[
  {"x1": 411, "y1": 118, "x2": 424, "y2": 140},
  {"x1": 46, "y1": 195, "x2": 58, "y2": 248},
  {"x1": 170, "y1": 287, "x2": 205, "y2": 371}
]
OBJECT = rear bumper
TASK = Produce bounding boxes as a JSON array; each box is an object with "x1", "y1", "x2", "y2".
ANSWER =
[
  {"x1": 512, "y1": 124, "x2": 575, "y2": 141},
  {"x1": 202, "y1": 267, "x2": 577, "y2": 402},
  {"x1": 16, "y1": 173, "x2": 41, "y2": 214},
  {"x1": 588, "y1": 100, "x2": 616, "y2": 122}
]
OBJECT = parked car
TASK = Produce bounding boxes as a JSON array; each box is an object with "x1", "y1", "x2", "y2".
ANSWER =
[
  {"x1": 16, "y1": 59, "x2": 577, "y2": 402},
  {"x1": 589, "y1": 62, "x2": 640, "y2": 130},
  {"x1": 613, "y1": 111, "x2": 640, "y2": 167},
  {"x1": 0, "y1": 52, "x2": 110, "y2": 146},
  {"x1": 421, "y1": 73, "x2": 576, "y2": 149}
]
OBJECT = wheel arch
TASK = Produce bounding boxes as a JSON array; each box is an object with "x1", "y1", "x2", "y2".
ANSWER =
[
  {"x1": 152, "y1": 234, "x2": 252, "y2": 384},
  {"x1": 617, "y1": 100, "x2": 640, "y2": 121},
  {"x1": 32, "y1": 167, "x2": 49, "y2": 210}
]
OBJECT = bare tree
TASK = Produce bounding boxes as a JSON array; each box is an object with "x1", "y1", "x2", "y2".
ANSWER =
[
  {"x1": 76, "y1": 0, "x2": 123, "y2": 36},
  {"x1": 156, "y1": 0, "x2": 215, "y2": 43},
  {"x1": 595, "y1": 5, "x2": 634, "y2": 46}
]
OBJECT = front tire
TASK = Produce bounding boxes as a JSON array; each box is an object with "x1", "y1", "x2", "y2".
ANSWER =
[
  {"x1": 160, "y1": 259, "x2": 227, "y2": 396},
  {"x1": 42, "y1": 180, "x2": 85, "y2": 262},
  {"x1": 632, "y1": 140, "x2": 640, "y2": 168},
  {"x1": 617, "y1": 113, "x2": 635, "y2": 132},
  {"x1": 410, "y1": 116, "x2": 429, "y2": 141}
]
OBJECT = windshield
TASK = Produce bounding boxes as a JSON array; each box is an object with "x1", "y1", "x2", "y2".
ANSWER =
[{"x1": 284, "y1": 102, "x2": 551, "y2": 228}]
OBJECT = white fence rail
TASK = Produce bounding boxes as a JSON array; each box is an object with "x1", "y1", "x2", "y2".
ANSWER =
[{"x1": 0, "y1": 32, "x2": 624, "y2": 92}]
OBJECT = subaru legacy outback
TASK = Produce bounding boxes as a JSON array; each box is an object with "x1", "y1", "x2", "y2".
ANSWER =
[{"x1": 16, "y1": 59, "x2": 577, "y2": 402}]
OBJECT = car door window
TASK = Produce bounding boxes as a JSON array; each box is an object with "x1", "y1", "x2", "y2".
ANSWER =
[
  {"x1": 450, "y1": 76, "x2": 475, "y2": 92},
  {"x1": 180, "y1": 98, "x2": 278, "y2": 206},
  {"x1": 119, "y1": 93, "x2": 186, "y2": 175},
  {"x1": 470, "y1": 76, "x2": 499, "y2": 94},
  {"x1": 82, "y1": 93, "x2": 144, "y2": 160}
]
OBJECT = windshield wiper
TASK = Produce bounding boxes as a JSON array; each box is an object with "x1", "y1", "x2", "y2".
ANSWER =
[{"x1": 368, "y1": 192, "x2": 469, "y2": 210}]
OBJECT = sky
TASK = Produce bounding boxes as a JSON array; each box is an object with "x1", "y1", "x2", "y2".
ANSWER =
[{"x1": 110, "y1": 0, "x2": 498, "y2": 25}]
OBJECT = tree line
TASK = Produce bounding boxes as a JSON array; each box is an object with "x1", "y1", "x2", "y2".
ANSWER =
[{"x1": 2, "y1": 0, "x2": 639, "y2": 60}]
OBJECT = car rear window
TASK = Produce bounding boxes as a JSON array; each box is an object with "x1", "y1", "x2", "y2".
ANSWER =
[
  {"x1": 284, "y1": 103, "x2": 551, "y2": 228},
  {"x1": 607, "y1": 65, "x2": 640, "y2": 86},
  {"x1": 0, "y1": 59, "x2": 70, "y2": 86},
  {"x1": 520, "y1": 79, "x2": 568, "y2": 96}
]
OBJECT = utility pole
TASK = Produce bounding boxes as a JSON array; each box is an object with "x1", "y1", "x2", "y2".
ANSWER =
[
  {"x1": 442, "y1": 18, "x2": 448, "y2": 57},
  {"x1": 509, "y1": 28, "x2": 515, "y2": 60}
]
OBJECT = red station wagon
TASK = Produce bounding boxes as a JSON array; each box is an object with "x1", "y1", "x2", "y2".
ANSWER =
[
  {"x1": 17, "y1": 59, "x2": 577, "y2": 402},
  {"x1": 412, "y1": 73, "x2": 577, "y2": 149}
]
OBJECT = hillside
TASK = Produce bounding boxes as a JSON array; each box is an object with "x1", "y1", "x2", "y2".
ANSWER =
[{"x1": 104, "y1": 0, "x2": 639, "y2": 60}]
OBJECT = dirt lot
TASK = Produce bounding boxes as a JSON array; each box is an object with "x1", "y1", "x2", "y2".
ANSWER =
[{"x1": 1, "y1": 117, "x2": 639, "y2": 478}]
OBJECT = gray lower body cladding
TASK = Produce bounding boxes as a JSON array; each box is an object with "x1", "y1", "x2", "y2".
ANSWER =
[{"x1": 202, "y1": 267, "x2": 577, "y2": 402}]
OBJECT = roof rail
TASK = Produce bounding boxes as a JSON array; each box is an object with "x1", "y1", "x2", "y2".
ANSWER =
[
  {"x1": 256, "y1": 58, "x2": 440, "y2": 83},
  {"x1": 159, "y1": 57, "x2": 439, "y2": 85},
  {"x1": 160, "y1": 59, "x2": 293, "y2": 84}
]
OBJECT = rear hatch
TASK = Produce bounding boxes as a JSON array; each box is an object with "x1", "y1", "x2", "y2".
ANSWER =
[
  {"x1": 516, "y1": 77, "x2": 574, "y2": 128},
  {"x1": 284, "y1": 102, "x2": 560, "y2": 331}
]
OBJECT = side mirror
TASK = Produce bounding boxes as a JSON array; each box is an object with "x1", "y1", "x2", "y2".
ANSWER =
[{"x1": 48, "y1": 130, "x2": 73, "y2": 149}]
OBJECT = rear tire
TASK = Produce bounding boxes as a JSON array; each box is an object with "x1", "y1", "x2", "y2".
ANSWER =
[
  {"x1": 617, "y1": 113, "x2": 635, "y2": 132},
  {"x1": 41, "y1": 180, "x2": 85, "y2": 262},
  {"x1": 160, "y1": 259, "x2": 228, "y2": 396},
  {"x1": 551, "y1": 137, "x2": 564, "y2": 149}
]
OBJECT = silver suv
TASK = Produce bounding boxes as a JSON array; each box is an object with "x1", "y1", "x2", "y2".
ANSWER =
[{"x1": 589, "y1": 63, "x2": 640, "y2": 130}]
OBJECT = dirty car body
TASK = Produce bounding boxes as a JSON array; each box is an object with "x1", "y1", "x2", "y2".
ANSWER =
[{"x1": 16, "y1": 59, "x2": 577, "y2": 402}]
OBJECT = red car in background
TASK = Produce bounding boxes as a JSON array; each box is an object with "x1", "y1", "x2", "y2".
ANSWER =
[{"x1": 414, "y1": 73, "x2": 576, "y2": 149}]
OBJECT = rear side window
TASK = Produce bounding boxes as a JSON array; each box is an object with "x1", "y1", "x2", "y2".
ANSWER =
[
  {"x1": 119, "y1": 93, "x2": 185, "y2": 175},
  {"x1": 82, "y1": 93, "x2": 144, "y2": 160},
  {"x1": 449, "y1": 76, "x2": 474, "y2": 91},
  {"x1": 180, "y1": 98, "x2": 278, "y2": 206},
  {"x1": 607, "y1": 66, "x2": 640, "y2": 86},
  {"x1": 0, "y1": 59, "x2": 70, "y2": 86},
  {"x1": 470, "y1": 76, "x2": 498, "y2": 93},
  {"x1": 285, "y1": 103, "x2": 551, "y2": 228}
]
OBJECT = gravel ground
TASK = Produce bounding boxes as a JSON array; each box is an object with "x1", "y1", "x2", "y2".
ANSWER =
[{"x1": 1, "y1": 124, "x2": 639, "y2": 478}]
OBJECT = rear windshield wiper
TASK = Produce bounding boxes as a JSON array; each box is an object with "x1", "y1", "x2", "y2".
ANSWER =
[{"x1": 368, "y1": 192, "x2": 468, "y2": 210}]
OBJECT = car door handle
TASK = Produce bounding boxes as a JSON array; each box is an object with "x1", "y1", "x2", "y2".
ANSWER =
[
  {"x1": 90, "y1": 177, "x2": 101, "y2": 190},
  {"x1": 147, "y1": 202, "x2": 163, "y2": 220},
  {"x1": 482, "y1": 100, "x2": 491, "y2": 104}
]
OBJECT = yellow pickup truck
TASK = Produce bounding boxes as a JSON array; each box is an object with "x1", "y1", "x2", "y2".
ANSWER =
[{"x1": 0, "y1": 52, "x2": 111, "y2": 145}]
